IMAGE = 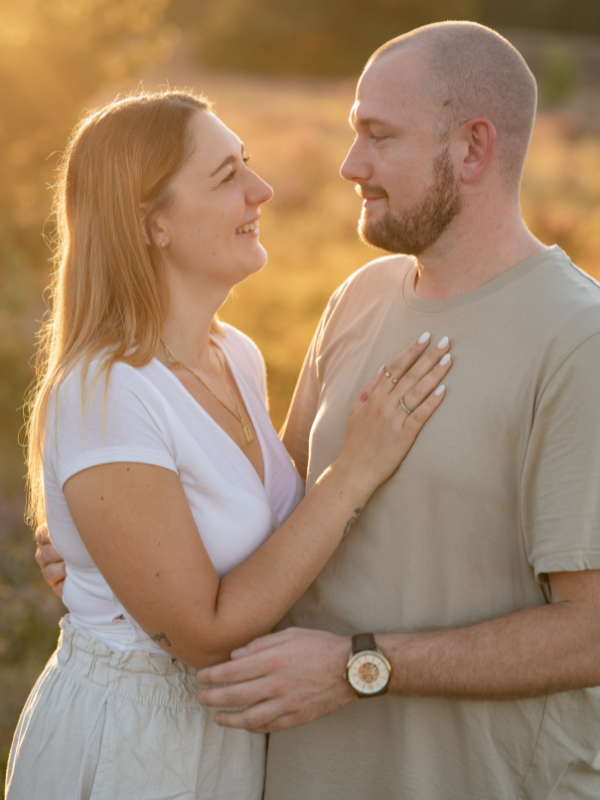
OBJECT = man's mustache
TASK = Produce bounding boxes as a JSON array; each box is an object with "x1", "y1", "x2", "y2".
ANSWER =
[{"x1": 355, "y1": 183, "x2": 389, "y2": 200}]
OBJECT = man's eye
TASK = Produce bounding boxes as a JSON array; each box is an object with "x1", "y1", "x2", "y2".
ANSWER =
[{"x1": 370, "y1": 134, "x2": 387, "y2": 141}]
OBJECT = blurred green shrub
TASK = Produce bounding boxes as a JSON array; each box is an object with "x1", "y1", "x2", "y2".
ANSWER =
[
  {"x1": 171, "y1": 0, "x2": 600, "y2": 76},
  {"x1": 538, "y1": 44, "x2": 579, "y2": 107},
  {"x1": 174, "y1": 0, "x2": 479, "y2": 75}
]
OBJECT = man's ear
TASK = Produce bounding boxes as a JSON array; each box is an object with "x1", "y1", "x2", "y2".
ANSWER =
[{"x1": 458, "y1": 117, "x2": 496, "y2": 184}]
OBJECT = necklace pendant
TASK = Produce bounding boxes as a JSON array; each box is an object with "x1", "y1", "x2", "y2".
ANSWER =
[{"x1": 242, "y1": 421, "x2": 254, "y2": 445}]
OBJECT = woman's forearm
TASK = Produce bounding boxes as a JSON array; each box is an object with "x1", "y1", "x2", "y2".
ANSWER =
[{"x1": 192, "y1": 458, "x2": 373, "y2": 666}]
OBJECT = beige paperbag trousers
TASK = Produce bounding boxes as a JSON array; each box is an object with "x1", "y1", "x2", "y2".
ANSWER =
[{"x1": 5, "y1": 618, "x2": 265, "y2": 800}]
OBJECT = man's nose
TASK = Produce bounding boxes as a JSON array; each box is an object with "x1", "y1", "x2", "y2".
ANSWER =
[{"x1": 340, "y1": 139, "x2": 371, "y2": 184}]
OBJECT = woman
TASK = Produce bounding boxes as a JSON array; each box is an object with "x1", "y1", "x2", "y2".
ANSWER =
[{"x1": 7, "y1": 89, "x2": 451, "y2": 800}]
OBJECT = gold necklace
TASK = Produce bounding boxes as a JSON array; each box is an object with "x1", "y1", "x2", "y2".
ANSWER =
[{"x1": 161, "y1": 339, "x2": 254, "y2": 445}]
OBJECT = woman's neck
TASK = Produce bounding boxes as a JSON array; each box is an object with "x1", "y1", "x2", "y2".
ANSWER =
[{"x1": 159, "y1": 295, "x2": 221, "y2": 375}]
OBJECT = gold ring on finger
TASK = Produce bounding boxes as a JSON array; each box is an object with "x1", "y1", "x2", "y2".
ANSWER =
[
  {"x1": 400, "y1": 396, "x2": 414, "y2": 415},
  {"x1": 391, "y1": 377, "x2": 399, "y2": 384}
]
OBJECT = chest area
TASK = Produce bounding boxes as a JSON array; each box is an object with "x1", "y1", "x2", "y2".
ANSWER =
[
  {"x1": 167, "y1": 365, "x2": 265, "y2": 483},
  {"x1": 310, "y1": 317, "x2": 541, "y2": 495}
]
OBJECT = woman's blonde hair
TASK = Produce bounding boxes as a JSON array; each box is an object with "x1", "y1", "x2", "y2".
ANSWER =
[{"x1": 25, "y1": 89, "x2": 216, "y2": 528}]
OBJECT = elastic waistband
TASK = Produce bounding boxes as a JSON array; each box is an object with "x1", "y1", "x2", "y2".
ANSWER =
[{"x1": 56, "y1": 616, "x2": 204, "y2": 710}]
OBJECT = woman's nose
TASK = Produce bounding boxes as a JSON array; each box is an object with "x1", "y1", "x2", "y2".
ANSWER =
[{"x1": 249, "y1": 173, "x2": 274, "y2": 205}]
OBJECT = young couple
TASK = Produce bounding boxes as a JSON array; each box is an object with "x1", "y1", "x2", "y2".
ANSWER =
[{"x1": 10, "y1": 20, "x2": 600, "y2": 800}]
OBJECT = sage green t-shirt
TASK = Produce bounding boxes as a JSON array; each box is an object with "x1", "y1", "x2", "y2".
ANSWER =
[{"x1": 266, "y1": 247, "x2": 600, "y2": 800}]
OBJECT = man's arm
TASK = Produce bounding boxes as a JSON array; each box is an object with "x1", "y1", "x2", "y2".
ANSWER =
[
  {"x1": 196, "y1": 569, "x2": 600, "y2": 733},
  {"x1": 35, "y1": 524, "x2": 66, "y2": 598}
]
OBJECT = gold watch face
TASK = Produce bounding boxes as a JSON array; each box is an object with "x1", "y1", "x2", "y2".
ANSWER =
[{"x1": 347, "y1": 652, "x2": 390, "y2": 696}]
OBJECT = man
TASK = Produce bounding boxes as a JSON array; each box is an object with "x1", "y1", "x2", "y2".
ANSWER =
[{"x1": 195, "y1": 21, "x2": 600, "y2": 799}]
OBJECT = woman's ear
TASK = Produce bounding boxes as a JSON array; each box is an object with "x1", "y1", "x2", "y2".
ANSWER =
[
  {"x1": 459, "y1": 117, "x2": 496, "y2": 184},
  {"x1": 139, "y1": 203, "x2": 152, "y2": 247},
  {"x1": 139, "y1": 204, "x2": 169, "y2": 248}
]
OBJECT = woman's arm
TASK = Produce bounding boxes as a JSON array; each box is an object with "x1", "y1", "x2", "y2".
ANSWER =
[{"x1": 58, "y1": 337, "x2": 449, "y2": 668}]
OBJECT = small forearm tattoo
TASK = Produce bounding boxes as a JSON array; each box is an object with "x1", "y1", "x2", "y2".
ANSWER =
[
  {"x1": 342, "y1": 507, "x2": 362, "y2": 541},
  {"x1": 151, "y1": 632, "x2": 172, "y2": 647}
]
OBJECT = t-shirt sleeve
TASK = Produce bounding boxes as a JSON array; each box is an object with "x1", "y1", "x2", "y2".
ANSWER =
[
  {"x1": 521, "y1": 332, "x2": 600, "y2": 582},
  {"x1": 45, "y1": 363, "x2": 177, "y2": 489},
  {"x1": 281, "y1": 286, "x2": 344, "y2": 482}
]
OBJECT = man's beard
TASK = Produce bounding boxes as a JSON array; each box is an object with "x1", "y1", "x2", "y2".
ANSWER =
[{"x1": 359, "y1": 146, "x2": 462, "y2": 255}]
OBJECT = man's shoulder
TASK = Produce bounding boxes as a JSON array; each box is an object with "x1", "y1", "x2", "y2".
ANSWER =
[
  {"x1": 530, "y1": 249, "x2": 600, "y2": 346},
  {"x1": 326, "y1": 254, "x2": 413, "y2": 315},
  {"x1": 339, "y1": 253, "x2": 414, "y2": 293}
]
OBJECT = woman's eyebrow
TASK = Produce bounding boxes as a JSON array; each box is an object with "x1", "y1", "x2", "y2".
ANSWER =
[{"x1": 210, "y1": 144, "x2": 246, "y2": 177}]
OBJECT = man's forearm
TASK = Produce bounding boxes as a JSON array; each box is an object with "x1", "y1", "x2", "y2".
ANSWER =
[
  {"x1": 381, "y1": 596, "x2": 600, "y2": 700},
  {"x1": 197, "y1": 570, "x2": 600, "y2": 733}
]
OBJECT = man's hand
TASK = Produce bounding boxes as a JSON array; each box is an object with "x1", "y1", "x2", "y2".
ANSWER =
[
  {"x1": 196, "y1": 628, "x2": 355, "y2": 733},
  {"x1": 34, "y1": 524, "x2": 66, "y2": 599}
]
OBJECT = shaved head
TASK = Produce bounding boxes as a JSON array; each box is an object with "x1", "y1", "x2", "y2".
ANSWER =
[{"x1": 370, "y1": 22, "x2": 537, "y2": 190}]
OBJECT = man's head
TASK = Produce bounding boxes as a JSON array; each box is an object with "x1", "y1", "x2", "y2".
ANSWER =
[{"x1": 341, "y1": 22, "x2": 537, "y2": 256}]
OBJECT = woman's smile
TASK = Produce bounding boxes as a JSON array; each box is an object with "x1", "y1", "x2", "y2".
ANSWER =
[{"x1": 235, "y1": 217, "x2": 260, "y2": 235}]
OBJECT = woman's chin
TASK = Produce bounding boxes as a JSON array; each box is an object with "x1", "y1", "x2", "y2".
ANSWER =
[{"x1": 241, "y1": 244, "x2": 269, "y2": 277}]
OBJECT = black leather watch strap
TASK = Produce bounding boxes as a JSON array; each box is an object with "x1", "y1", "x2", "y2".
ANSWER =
[{"x1": 351, "y1": 632, "x2": 377, "y2": 654}]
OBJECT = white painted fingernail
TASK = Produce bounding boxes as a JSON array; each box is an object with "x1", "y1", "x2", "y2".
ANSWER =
[
  {"x1": 418, "y1": 331, "x2": 430, "y2": 345},
  {"x1": 434, "y1": 384, "x2": 445, "y2": 396},
  {"x1": 436, "y1": 336, "x2": 449, "y2": 350},
  {"x1": 439, "y1": 353, "x2": 451, "y2": 367}
]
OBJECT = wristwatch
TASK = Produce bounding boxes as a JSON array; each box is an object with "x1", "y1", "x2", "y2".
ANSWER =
[{"x1": 343, "y1": 633, "x2": 392, "y2": 698}]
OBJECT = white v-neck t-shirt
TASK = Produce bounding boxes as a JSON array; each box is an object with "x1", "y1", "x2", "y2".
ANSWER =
[{"x1": 43, "y1": 325, "x2": 305, "y2": 655}]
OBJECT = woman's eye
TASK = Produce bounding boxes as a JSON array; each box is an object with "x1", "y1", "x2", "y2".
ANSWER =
[{"x1": 222, "y1": 156, "x2": 250, "y2": 184}]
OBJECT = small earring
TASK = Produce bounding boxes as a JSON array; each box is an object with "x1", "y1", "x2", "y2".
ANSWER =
[
  {"x1": 155, "y1": 240, "x2": 167, "y2": 248},
  {"x1": 161, "y1": 241, "x2": 167, "y2": 248}
]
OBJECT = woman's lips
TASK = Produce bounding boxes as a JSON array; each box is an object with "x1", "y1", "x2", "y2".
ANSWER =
[{"x1": 235, "y1": 220, "x2": 259, "y2": 235}]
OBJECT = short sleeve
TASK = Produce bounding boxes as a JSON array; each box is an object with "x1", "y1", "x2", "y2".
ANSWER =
[
  {"x1": 281, "y1": 287, "x2": 344, "y2": 481},
  {"x1": 521, "y1": 332, "x2": 600, "y2": 581},
  {"x1": 44, "y1": 362, "x2": 177, "y2": 489}
]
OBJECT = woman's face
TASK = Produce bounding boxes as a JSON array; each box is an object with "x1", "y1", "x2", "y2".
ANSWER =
[{"x1": 153, "y1": 111, "x2": 273, "y2": 300}]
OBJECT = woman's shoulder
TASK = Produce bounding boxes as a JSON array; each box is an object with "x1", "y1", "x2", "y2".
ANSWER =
[
  {"x1": 219, "y1": 324, "x2": 265, "y2": 374},
  {"x1": 44, "y1": 357, "x2": 177, "y2": 485},
  {"x1": 51, "y1": 356, "x2": 171, "y2": 432},
  {"x1": 55, "y1": 357, "x2": 155, "y2": 399},
  {"x1": 218, "y1": 324, "x2": 268, "y2": 405}
]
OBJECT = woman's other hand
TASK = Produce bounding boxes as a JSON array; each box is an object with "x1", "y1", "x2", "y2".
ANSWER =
[
  {"x1": 35, "y1": 524, "x2": 66, "y2": 598},
  {"x1": 339, "y1": 332, "x2": 451, "y2": 490}
]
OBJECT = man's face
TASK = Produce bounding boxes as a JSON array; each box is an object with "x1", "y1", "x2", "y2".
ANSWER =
[{"x1": 341, "y1": 47, "x2": 462, "y2": 255}]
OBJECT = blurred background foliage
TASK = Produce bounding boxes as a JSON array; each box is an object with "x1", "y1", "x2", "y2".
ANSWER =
[
  {"x1": 173, "y1": 0, "x2": 600, "y2": 76},
  {"x1": 1, "y1": 0, "x2": 600, "y2": 788}
]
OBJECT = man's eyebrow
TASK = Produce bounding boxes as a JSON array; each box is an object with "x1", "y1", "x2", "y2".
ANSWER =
[
  {"x1": 350, "y1": 113, "x2": 392, "y2": 129},
  {"x1": 210, "y1": 143, "x2": 246, "y2": 177}
]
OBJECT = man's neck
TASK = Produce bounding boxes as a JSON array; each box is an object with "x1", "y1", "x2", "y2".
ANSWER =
[{"x1": 413, "y1": 204, "x2": 546, "y2": 300}]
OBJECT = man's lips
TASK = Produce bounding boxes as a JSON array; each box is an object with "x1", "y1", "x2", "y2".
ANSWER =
[{"x1": 355, "y1": 184, "x2": 388, "y2": 205}]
